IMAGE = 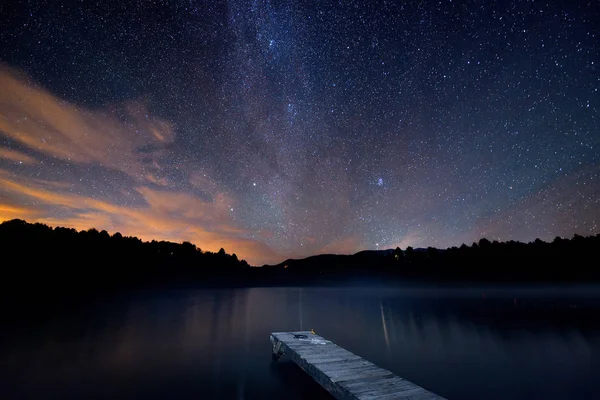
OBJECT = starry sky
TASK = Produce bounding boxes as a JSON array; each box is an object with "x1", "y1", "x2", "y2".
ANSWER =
[{"x1": 0, "y1": 0, "x2": 598, "y2": 265}]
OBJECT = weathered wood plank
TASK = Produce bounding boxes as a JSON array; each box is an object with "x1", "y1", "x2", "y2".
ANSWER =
[
  {"x1": 270, "y1": 331, "x2": 446, "y2": 400},
  {"x1": 342, "y1": 376, "x2": 407, "y2": 392},
  {"x1": 340, "y1": 377, "x2": 409, "y2": 396},
  {"x1": 294, "y1": 346, "x2": 349, "y2": 355},
  {"x1": 353, "y1": 379, "x2": 413, "y2": 397},
  {"x1": 316, "y1": 360, "x2": 375, "y2": 372},
  {"x1": 310, "y1": 354, "x2": 363, "y2": 362},
  {"x1": 361, "y1": 388, "x2": 439, "y2": 400},
  {"x1": 302, "y1": 353, "x2": 359, "y2": 363},
  {"x1": 330, "y1": 366, "x2": 393, "y2": 382}
]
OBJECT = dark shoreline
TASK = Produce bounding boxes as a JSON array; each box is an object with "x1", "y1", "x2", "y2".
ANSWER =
[{"x1": 1, "y1": 219, "x2": 599, "y2": 308}]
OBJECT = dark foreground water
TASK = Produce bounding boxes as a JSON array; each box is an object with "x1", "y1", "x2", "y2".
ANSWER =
[{"x1": 2, "y1": 286, "x2": 600, "y2": 399}]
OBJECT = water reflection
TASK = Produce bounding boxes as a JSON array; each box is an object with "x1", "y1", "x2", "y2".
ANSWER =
[
  {"x1": 380, "y1": 299, "x2": 391, "y2": 355},
  {"x1": 2, "y1": 286, "x2": 600, "y2": 399}
]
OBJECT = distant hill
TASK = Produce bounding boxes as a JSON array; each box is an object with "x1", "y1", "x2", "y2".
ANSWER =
[
  {"x1": 262, "y1": 247, "x2": 441, "y2": 270},
  {"x1": 263, "y1": 248, "x2": 415, "y2": 268},
  {"x1": 257, "y1": 237, "x2": 600, "y2": 284}
]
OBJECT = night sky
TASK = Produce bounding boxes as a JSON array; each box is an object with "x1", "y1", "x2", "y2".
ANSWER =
[{"x1": 0, "y1": 0, "x2": 598, "y2": 265}]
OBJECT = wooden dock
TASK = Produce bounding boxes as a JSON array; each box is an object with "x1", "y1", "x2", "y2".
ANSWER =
[{"x1": 270, "y1": 331, "x2": 445, "y2": 400}]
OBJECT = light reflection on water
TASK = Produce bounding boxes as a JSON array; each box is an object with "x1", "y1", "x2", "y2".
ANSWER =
[{"x1": 2, "y1": 286, "x2": 599, "y2": 399}]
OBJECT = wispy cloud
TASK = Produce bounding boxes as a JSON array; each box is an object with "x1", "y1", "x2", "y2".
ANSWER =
[
  {"x1": 0, "y1": 174, "x2": 280, "y2": 264},
  {"x1": 0, "y1": 66, "x2": 282, "y2": 265},
  {"x1": 0, "y1": 66, "x2": 173, "y2": 180},
  {"x1": 0, "y1": 203, "x2": 40, "y2": 222},
  {"x1": 0, "y1": 147, "x2": 37, "y2": 164}
]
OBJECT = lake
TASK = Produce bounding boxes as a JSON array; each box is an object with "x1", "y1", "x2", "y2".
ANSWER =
[{"x1": 2, "y1": 286, "x2": 600, "y2": 399}]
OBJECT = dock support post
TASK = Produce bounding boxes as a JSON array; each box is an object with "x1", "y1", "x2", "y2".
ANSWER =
[{"x1": 270, "y1": 334, "x2": 284, "y2": 361}]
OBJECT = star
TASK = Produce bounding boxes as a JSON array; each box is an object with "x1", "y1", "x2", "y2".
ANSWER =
[{"x1": 0, "y1": 0, "x2": 596, "y2": 265}]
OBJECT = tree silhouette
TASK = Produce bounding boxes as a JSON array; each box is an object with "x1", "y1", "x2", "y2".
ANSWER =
[
  {"x1": 1, "y1": 219, "x2": 599, "y2": 297},
  {"x1": 0, "y1": 219, "x2": 252, "y2": 301}
]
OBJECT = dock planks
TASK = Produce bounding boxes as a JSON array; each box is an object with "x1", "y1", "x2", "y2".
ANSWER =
[{"x1": 270, "y1": 331, "x2": 445, "y2": 400}]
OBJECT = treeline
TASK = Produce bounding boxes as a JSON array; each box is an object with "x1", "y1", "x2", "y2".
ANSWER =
[
  {"x1": 2, "y1": 219, "x2": 599, "y2": 299},
  {"x1": 0, "y1": 219, "x2": 250, "y2": 299},
  {"x1": 260, "y1": 235, "x2": 600, "y2": 284}
]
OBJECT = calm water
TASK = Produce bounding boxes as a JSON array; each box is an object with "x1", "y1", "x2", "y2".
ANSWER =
[{"x1": 2, "y1": 286, "x2": 600, "y2": 399}]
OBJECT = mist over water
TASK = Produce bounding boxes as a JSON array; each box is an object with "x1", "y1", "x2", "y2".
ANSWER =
[{"x1": 2, "y1": 286, "x2": 599, "y2": 399}]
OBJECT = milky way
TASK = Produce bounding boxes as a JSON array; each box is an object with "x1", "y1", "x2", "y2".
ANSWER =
[{"x1": 0, "y1": 0, "x2": 598, "y2": 264}]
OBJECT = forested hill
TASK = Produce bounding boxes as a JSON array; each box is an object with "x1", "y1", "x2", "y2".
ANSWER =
[
  {"x1": 259, "y1": 235, "x2": 600, "y2": 283},
  {"x1": 0, "y1": 219, "x2": 250, "y2": 297}
]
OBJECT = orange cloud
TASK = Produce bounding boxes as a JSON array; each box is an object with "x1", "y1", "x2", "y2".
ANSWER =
[
  {"x1": 0, "y1": 203, "x2": 40, "y2": 222},
  {"x1": 0, "y1": 66, "x2": 173, "y2": 180},
  {"x1": 0, "y1": 147, "x2": 36, "y2": 164},
  {"x1": 0, "y1": 65, "x2": 289, "y2": 264},
  {"x1": 0, "y1": 174, "x2": 280, "y2": 264}
]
